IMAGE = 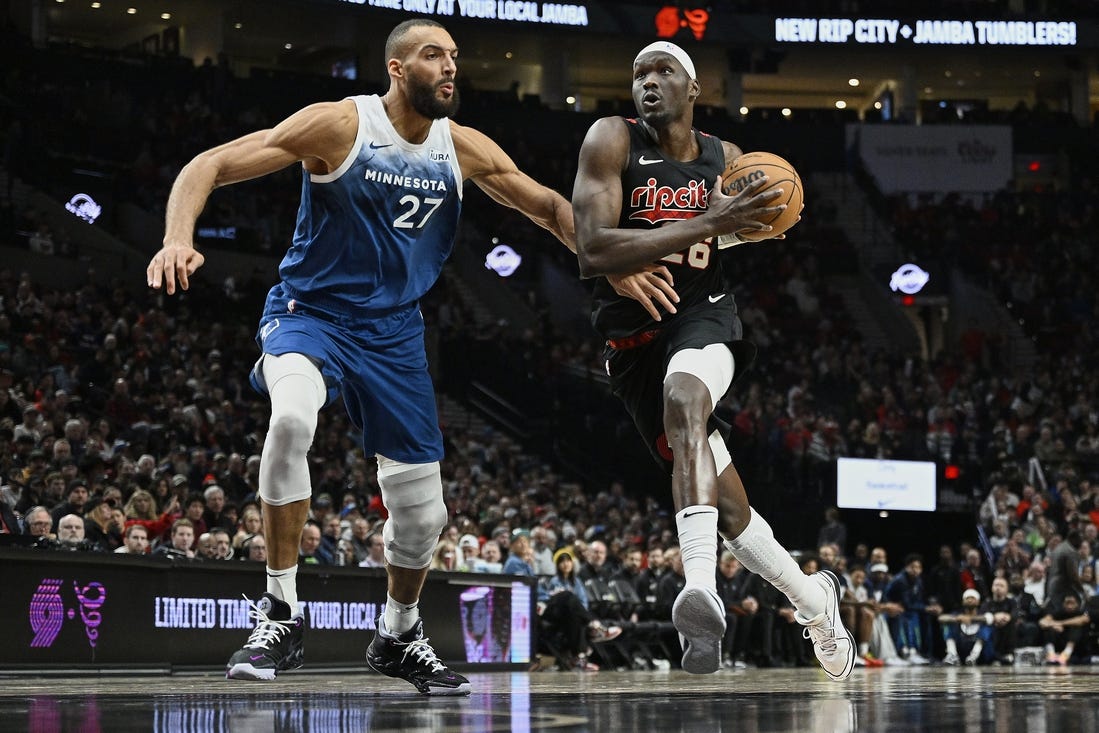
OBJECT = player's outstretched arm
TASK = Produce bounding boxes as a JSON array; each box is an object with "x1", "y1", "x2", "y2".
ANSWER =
[
  {"x1": 452, "y1": 123, "x2": 575, "y2": 251},
  {"x1": 148, "y1": 100, "x2": 357, "y2": 294}
]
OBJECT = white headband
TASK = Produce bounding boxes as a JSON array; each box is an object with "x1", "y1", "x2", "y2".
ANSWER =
[{"x1": 634, "y1": 41, "x2": 696, "y2": 80}]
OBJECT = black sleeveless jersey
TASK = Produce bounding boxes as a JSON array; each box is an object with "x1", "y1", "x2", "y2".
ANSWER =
[{"x1": 591, "y1": 117, "x2": 726, "y2": 340}]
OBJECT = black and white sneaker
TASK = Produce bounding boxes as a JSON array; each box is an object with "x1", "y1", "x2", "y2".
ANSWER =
[
  {"x1": 225, "y1": 593, "x2": 305, "y2": 680},
  {"x1": 366, "y1": 616, "x2": 471, "y2": 696}
]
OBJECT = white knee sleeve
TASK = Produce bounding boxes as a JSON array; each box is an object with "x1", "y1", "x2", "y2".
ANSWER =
[
  {"x1": 377, "y1": 455, "x2": 447, "y2": 569},
  {"x1": 665, "y1": 344, "x2": 735, "y2": 411},
  {"x1": 258, "y1": 354, "x2": 326, "y2": 506},
  {"x1": 709, "y1": 430, "x2": 732, "y2": 475}
]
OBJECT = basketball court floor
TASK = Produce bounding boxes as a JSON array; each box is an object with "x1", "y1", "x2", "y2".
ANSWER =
[{"x1": 2, "y1": 667, "x2": 1098, "y2": 732}]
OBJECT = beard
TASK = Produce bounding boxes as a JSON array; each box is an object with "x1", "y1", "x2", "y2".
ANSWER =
[{"x1": 408, "y1": 76, "x2": 460, "y2": 119}]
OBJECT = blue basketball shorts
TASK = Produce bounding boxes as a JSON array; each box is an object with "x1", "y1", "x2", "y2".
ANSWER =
[{"x1": 249, "y1": 283, "x2": 443, "y2": 464}]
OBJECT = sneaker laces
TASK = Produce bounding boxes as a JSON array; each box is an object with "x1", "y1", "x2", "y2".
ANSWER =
[
  {"x1": 803, "y1": 623, "x2": 838, "y2": 656},
  {"x1": 243, "y1": 595, "x2": 293, "y2": 650},
  {"x1": 399, "y1": 636, "x2": 447, "y2": 674}
]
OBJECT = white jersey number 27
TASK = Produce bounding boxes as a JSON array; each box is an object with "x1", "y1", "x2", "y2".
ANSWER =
[{"x1": 394, "y1": 195, "x2": 444, "y2": 229}]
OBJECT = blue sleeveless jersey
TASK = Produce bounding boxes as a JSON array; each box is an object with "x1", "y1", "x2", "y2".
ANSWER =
[{"x1": 277, "y1": 94, "x2": 463, "y2": 313}]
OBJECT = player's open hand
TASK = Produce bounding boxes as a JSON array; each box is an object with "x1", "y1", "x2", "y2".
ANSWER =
[
  {"x1": 147, "y1": 244, "x2": 205, "y2": 295},
  {"x1": 607, "y1": 265, "x2": 679, "y2": 321}
]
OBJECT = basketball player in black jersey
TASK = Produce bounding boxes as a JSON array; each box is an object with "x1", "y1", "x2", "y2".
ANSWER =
[{"x1": 573, "y1": 41, "x2": 855, "y2": 679}]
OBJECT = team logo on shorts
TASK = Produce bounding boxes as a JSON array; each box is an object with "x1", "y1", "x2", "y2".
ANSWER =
[{"x1": 260, "y1": 318, "x2": 280, "y2": 343}]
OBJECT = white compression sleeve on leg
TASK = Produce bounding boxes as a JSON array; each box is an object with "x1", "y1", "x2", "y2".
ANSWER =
[
  {"x1": 258, "y1": 353, "x2": 326, "y2": 506},
  {"x1": 664, "y1": 343, "x2": 735, "y2": 411},
  {"x1": 723, "y1": 507, "x2": 826, "y2": 618},
  {"x1": 377, "y1": 455, "x2": 447, "y2": 569}
]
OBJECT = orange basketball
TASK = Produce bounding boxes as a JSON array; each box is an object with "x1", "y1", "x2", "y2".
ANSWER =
[{"x1": 720, "y1": 151, "x2": 803, "y2": 242}]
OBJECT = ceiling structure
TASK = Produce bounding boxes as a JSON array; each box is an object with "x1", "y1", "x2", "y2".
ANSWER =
[{"x1": 28, "y1": 0, "x2": 1099, "y2": 116}]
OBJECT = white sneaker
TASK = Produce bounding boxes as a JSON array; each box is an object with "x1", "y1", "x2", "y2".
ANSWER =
[
  {"x1": 672, "y1": 586, "x2": 726, "y2": 674},
  {"x1": 906, "y1": 650, "x2": 931, "y2": 665},
  {"x1": 883, "y1": 656, "x2": 910, "y2": 666},
  {"x1": 944, "y1": 652, "x2": 960, "y2": 666},
  {"x1": 795, "y1": 570, "x2": 856, "y2": 681}
]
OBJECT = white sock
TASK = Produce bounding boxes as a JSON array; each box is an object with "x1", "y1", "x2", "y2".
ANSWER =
[
  {"x1": 968, "y1": 641, "x2": 983, "y2": 661},
  {"x1": 676, "y1": 505, "x2": 719, "y2": 592},
  {"x1": 722, "y1": 507, "x2": 826, "y2": 618},
  {"x1": 383, "y1": 593, "x2": 420, "y2": 635},
  {"x1": 946, "y1": 638, "x2": 958, "y2": 656},
  {"x1": 266, "y1": 565, "x2": 299, "y2": 617},
  {"x1": 858, "y1": 641, "x2": 869, "y2": 657}
]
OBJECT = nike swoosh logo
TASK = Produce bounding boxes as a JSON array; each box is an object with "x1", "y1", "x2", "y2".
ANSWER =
[
  {"x1": 708, "y1": 294, "x2": 726, "y2": 303},
  {"x1": 369, "y1": 142, "x2": 393, "y2": 150},
  {"x1": 639, "y1": 156, "x2": 663, "y2": 165},
  {"x1": 250, "y1": 655, "x2": 264, "y2": 661}
]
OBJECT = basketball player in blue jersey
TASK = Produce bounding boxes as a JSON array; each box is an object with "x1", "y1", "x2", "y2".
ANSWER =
[
  {"x1": 572, "y1": 41, "x2": 856, "y2": 680},
  {"x1": 146, "y1": 19, "x2": 674, "y2": 695}
]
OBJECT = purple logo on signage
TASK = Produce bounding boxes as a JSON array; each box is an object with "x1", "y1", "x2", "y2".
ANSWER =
[{"x1": 28, "y1": 578, "x2": 107, "y2": 650}]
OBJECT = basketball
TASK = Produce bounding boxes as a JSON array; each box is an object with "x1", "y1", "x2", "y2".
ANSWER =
[{"x1": 720, "y1": 152, "x2": 803, "y2": 242}]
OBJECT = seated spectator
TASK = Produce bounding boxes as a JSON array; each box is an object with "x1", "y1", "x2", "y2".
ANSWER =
[
  {"x1": 939, "y1": 588, "x2": 994, "y2": 665},
  {"x1": 456, "y1": 533, "x2": 482, "y2": 571},
  {"x1": 1039, "y1": 593, "x2": 1092, "y2": 665},
  {"x1": 210, "y1": 527, "x2": 233, "y2": 560},
  {"x1": 115, "y1": 524, "x2": 149, "y2": 555},
  {"x1": 56, "y1": 513, "x2": 86, "y2": 547},
  {"x1": 537, "y1": 547, "x2": 620, "y2": 671},
  {"x1": 82, "y1": 495, "x2": 122, "y2": 552},
  {"x1": 841, "y1": 566, "x2": 882, "y2": 667},
  {"x1": 479, "y1": 541, "x2": 504, "y2": 573},
  {"x1": 240, "y1": 534, "x2": 267, "y2": 563},
  {"x1": 153, "y1": 518, "x2": 196, "y2": 560},
  {"x1": 347, "y1": 517, "x2": 373, "y2": 565},
  {"x1": 182, "y1": 494, "x2": 208, "y2": 543},
  {"x1": 50, "y1": 479, "x2": 89, "y2": 527},
  {"x1": 716, "y1": 551, "x2": 759, "y2": 669},
  {"x1": 202, "y1": 485, "x2": 233, "y2": 531},
  {"x1": 232, "y1": 506, "x2": 264, "y2": 552},
  {"x1": 22, "y1": 505, "x2": 52, "y2": 540},
  {"x1": 984, "y1": 577, "x2": 1022, "y2": 664},
  {"x1": 883, "y1": 555, "x2": 940, "y2": 664},
  {"x1": 529, "y1": 525, "x2": 555, "y2": 577},
  {"x1": 430, "y1": 540, "x2": 459, "y2": 571},
  {"x1": 299, "y1": 520, "x2": 332, "y2": 565},
  {"x1": 358, "y1": 529, "x2": 387, "y2": 569},
  {"x1": 196, "y1": 532, "x2": 217, "y2": 560},
  {"x1": 502, "y1": 532, "x2": 534, "y2": 576},
  {"x1": 124, "y1": 492, "x2": 179, "y2": 546}
]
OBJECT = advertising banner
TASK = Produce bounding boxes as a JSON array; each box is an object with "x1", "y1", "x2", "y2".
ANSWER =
[
  {"x1": 1, "y1": 550, "x2": 534, "y2": 670},
  {"x1": 847, "y1": 124, "x2": 1013, "y2": 194}
]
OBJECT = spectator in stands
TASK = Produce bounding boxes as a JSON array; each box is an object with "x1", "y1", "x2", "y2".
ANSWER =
[
  {"x1": 211, "y1": 527, "x2": 233, "y2": 560},
  {"x1": 358, "y1": 530, "x2": 387, "y2": 569},
  {"x1": 529, "y1": 525, "x2": 555, "y2": 577},
  {"x1": 124, "y1": 492, "x2": 180, "y2": 546},
  {"x1": 50, "y1": 479, "x2": 88, "y2": 526},
  {"x1": 115, "y1": 524, "x2": 149, "y2": 555},
  {"x1": 232, "y1": 506, "x2": 264, "y2": 552},
  {"x1": 298, "y1": 520, "x2": 332, "y2": 565},
  {"x1": 502, "y1": 532, "x2": 534, "y2": 576},
  {"x1": 22, "y1": 505, "x2": 52, "y2": 539},
  {"x1": 56, "y1": 514, "x2": 86, "y2": 547},
  {"x1": 202, "y1": 485, "x2": 232, "y2": 530},
  {"x1": 537, "y1": 547, "x2": 620, "y2": 671},
  {"x1": 984, "y1": 576, "x2": 1022, "y2": 664},
  {"x1": 939, "y1": 588, "x2": 994, "y2": 666},
  {"x1": 241, "y1": 534, "x2": 267, "y2": 563},
  {"x1": 926, "y1": 544, "x2": 963, "y2": 613},
  {"x1": 196, "y1": 533, "x2": 218, "y2": 560},
  {"x1": 348, "y1": 517, "x2": 374, "y2": 565},
  {"x1": 154, "y1": 518, "x2": 196, "y2": 560},
  {"x1": 883, "y1": 554, "x2": 939, "y2": 664},
  {"x1": 82, "y1": 494, "x2": 121, "y2": 551},
  {"x1": 183, "y1": 494, "x2": 208, "y2": 543},
  {"x1": 579, "y1": 539, "x2": 614, "y2": 584},
  {"x1": 480, "y1": 541, "x2": 504, "y2": 572},
  {"x1": 959, "y1": 547, "x2": 991, "y2": 599},
  {"x1": 1039, "y1": 593, "x2": 1092, "y2": 665},
  {"x1": 841, "y1": 566, "x2": 881, "y2": 667},
  {"x1": 715, "y1": 551, "x2": 758, "y2": 669},
  {"x1": 817, "y1": 507, "x2": 847, "y2": 555},
  {"x1": 430, "y1": 540, "x2": 458, "y2": 571}
]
